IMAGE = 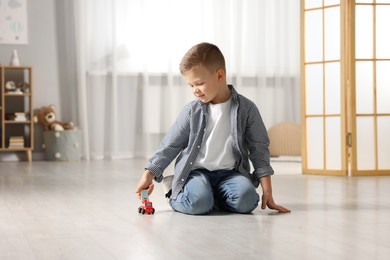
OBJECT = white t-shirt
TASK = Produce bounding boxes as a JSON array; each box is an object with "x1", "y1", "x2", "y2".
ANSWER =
[{"x1": 193, "y1": 98, "x2": 235, "y2": 171}]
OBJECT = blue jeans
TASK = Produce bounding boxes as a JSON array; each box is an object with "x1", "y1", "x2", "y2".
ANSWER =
[{"x1": 169, "y1": 169, "x2": 259, "y2": 215}]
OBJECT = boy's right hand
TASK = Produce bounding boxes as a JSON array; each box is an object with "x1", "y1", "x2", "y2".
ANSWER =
[{"x1": 135, "y1": 170, "x2": 155, "y2": 199}]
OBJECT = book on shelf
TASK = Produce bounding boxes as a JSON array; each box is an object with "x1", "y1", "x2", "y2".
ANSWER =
[
  {"x1": 8, "y1": 136, "x2": 25, "y2": 148},
  {"x1": 5, "y1": 112, "x2": 29, "y2": 121},
  {"x1": 9, "y1": 144, "x2": 25, "y2": 149}
]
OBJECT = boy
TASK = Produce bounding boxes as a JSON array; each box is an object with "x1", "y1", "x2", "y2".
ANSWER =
[{"x1": 136, "y1": 42, "x2": 290, "y2": 215}]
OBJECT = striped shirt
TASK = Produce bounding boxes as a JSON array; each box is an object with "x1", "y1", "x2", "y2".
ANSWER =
[{"x1": 146, "y1": 85, "x2": 274, "y2": 199}]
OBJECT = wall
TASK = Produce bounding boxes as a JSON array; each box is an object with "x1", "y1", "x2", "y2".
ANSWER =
[{"x1": 0, "y1": 0, "x2": 76, "y2": 160}]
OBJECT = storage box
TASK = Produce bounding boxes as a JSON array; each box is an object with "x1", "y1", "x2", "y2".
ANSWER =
[{"x1": 43, "y1": 130, "x2": 81, "y2": 161}]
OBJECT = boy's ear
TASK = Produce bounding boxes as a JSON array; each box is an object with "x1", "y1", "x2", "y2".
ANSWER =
[{"x1": 216, "y1": 68, "x2": 225, "y2": 80}]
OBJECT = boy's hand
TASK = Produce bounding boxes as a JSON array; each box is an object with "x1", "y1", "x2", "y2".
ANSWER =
[
  {"x1": 261, "y1": 192, "x2": 291, "y2": 213},
  {"x1": 135, "y1": 170, "x2": 155, "y2": 199},
  {"x1": 260, "y1": 175, "x2": 291, "y2": 213}
]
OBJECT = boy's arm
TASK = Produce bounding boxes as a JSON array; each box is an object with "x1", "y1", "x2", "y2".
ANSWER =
[
  {"x1": 260, "y1": 176, "x2": 290, "y2": 213},
  {"x1": 145, "y1": 103, "x2": 192, "y2": 182},
  {"x1": 241, "y1": 100, "x2": 290, "y2": 213},
  {"x1": 244, "y1": 103, "x2": 274, "y2": 181}
]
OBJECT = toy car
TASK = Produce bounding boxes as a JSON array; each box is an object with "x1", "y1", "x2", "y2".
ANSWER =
[{"x1": 138, "y1": 190, "x2": 155, "y2": 215}]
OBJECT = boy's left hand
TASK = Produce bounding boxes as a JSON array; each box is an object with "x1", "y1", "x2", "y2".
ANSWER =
[{"x1": 261, "y1": 193, "x2": 291, "y2": 213}]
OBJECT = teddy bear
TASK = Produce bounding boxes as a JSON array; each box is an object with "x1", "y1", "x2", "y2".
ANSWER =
[{"x1": 35, "y1": 105, "x2": 74, "y2": 131}]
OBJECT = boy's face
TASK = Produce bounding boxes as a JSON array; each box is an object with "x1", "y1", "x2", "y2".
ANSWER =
[{"x1": 183, "y1": 64, "x2": 227, "y2": 104}]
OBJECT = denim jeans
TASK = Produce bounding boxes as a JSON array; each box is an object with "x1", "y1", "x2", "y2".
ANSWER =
[{"x1": 169, "y1": 169, "x2": 259, "y2": 215}]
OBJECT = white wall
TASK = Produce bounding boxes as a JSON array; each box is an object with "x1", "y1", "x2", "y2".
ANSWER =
[{"x1": 0, "y1": 0, "x2": 76, "y2": 159}]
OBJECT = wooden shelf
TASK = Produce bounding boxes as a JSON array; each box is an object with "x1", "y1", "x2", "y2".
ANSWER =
[
  {"x1": 0, "y1": 148, "x2": 32, "y2": 151},
  {"x1": 4, "y1": 93, "x2": 31, "y2": 96},
  {"x1": 4, "y1": 120, "x2": 32, "y2": 124},
  {"x1": 0, "y1": 66, "x2": 33, "y2": 162}
]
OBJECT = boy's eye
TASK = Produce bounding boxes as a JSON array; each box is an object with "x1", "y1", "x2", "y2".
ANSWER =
[{"x1": 188, "y1": 82, "x2": 204, "y2": 88}]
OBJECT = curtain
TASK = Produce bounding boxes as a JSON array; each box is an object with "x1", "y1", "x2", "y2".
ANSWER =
[{"x1": 72, "y1": 0, "x2": 301, "y2": 160}]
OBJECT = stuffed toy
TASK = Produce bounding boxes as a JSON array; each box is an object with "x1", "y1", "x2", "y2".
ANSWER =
[{"x1": 35, "y1": 105, "x2": 74, "y2": 131}]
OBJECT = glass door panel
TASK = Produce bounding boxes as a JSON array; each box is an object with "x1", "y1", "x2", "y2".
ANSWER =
[
  {"x1": 324, "y1": 7, "x2": 340, "y2": 61},
  {"x1": 356, "y1": 117, "x2": 376, "y2": 170},
  {"x1": 325, "y1": 62, "x2": 341, "y2": 114},
  {"x1": 305, "y1": 64, "x2": 323, "y2": 115},
  {"x1": 306, "y1": 117, "x2": 324, "y2": 169},
  {"x1": 355, "y1": 62, "x2": 374, "y2": 114},
  {"x1": 305, "y1": 0, "x2": 322, "y2": 9},
  {"x1": 376, "y1": 0, "x2": 390, "y2": 3},
  {"x1": 324, "y1": 0, "x2": 340, "y2": 6},
  {"x1": 376, "y1": 61, "x2": 390, "y2": 114},
  {"x1": 325, "y1": 117, "x2": 342, "y2": 170},
  {"x1": 376, "y1": 6, "x2": 390, "y2": 58},
  {"x1": 305, "y1": 10, "x2": 323, "y2": 62},
  {"x1": 377, "y1": 117, "x2": 390, "y2": 169},
  {"x1": 355, "y1": 6, "x2": 373, "y2": 59}
]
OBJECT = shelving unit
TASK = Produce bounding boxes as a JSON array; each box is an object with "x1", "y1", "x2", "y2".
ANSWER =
[{"x1": 0, "y1": 66, "x2": 33, "y2": 162}]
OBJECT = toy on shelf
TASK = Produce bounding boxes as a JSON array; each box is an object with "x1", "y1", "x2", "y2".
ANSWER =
[{"x1": 138, "y1": 190, "x2": 155, "y2": 215}]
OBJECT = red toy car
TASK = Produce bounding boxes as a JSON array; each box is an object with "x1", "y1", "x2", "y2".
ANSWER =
[{"x1": 138, "y1": 190, "x2": 155, "y2": 215}]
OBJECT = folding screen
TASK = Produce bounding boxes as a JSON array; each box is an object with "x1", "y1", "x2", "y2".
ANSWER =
[
  {"x1": 301, "y1": 0, "x2": 390, "y2": 176},
  {"x1": 351, "y1": 0, "x2": 390, "y2": 175}
]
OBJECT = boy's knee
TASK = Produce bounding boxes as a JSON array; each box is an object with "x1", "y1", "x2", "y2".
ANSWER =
[
  {"x1": 235, "y1": 189, "x2": 259, "y2": 213},
  {"x1": 171, "y1": 190, "x2": 214, "y2": 215},
  {"x1": 170, "y1": 172, "x2": 214, "y2": 215},
  {"x1": 187, "y1": 191, "x2": 214, "y2": 214},
  {"x1": 222, "y1": 187, "x2": 259, "y2": 214}
]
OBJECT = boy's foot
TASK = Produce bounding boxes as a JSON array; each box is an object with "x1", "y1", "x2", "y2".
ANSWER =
[{"x1": 162, "y1": 175, "x2": 173, "y2": 198}]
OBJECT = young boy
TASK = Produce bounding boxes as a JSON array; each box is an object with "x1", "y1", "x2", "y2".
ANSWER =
[{"x1": 136, "y1": 42, "x2": 290, "y2": 215}]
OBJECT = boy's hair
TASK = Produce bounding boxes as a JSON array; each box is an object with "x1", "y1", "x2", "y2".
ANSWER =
[{"x1": 179, "y1": 42, "x2": 226, "y2": 75}]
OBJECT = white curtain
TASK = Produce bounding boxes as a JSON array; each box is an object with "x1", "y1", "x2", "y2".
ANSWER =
[{"x1": 72, "y1": 0, "x2": 301, "y2": 160}]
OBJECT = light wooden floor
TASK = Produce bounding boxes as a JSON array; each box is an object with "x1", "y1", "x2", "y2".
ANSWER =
[{"x1": 0, "y1": 159, "x2": 389, "y2": 260}]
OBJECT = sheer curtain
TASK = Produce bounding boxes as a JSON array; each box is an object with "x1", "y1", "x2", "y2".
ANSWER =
[{"x1": 72, "y1": 0, "x2": 300, "y2": 160}]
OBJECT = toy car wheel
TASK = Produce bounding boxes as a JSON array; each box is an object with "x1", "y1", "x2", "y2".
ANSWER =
[
  {"x1": 152, "y1": 208, "x2": 155, "y2": 214},
  {"x1": 138, "y1": 207, "x2": 142, "y2": 213},
  {"x1": 141, "y1": 208, "x2": 145, "y2": 214}
]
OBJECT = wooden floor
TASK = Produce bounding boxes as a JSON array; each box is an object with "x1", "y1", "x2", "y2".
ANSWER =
[{"x1": 0, "y1": 159, "x2": 389, "y2": 260}]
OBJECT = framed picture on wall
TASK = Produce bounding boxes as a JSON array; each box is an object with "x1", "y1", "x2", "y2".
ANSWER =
[{"x1": 0, "y1": 0, "x2": 28, "y2": 45}]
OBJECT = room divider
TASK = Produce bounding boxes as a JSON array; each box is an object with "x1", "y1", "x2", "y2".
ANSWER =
[{"x1": 301, "y1": 0, "x2": 390, "y2": 176}]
